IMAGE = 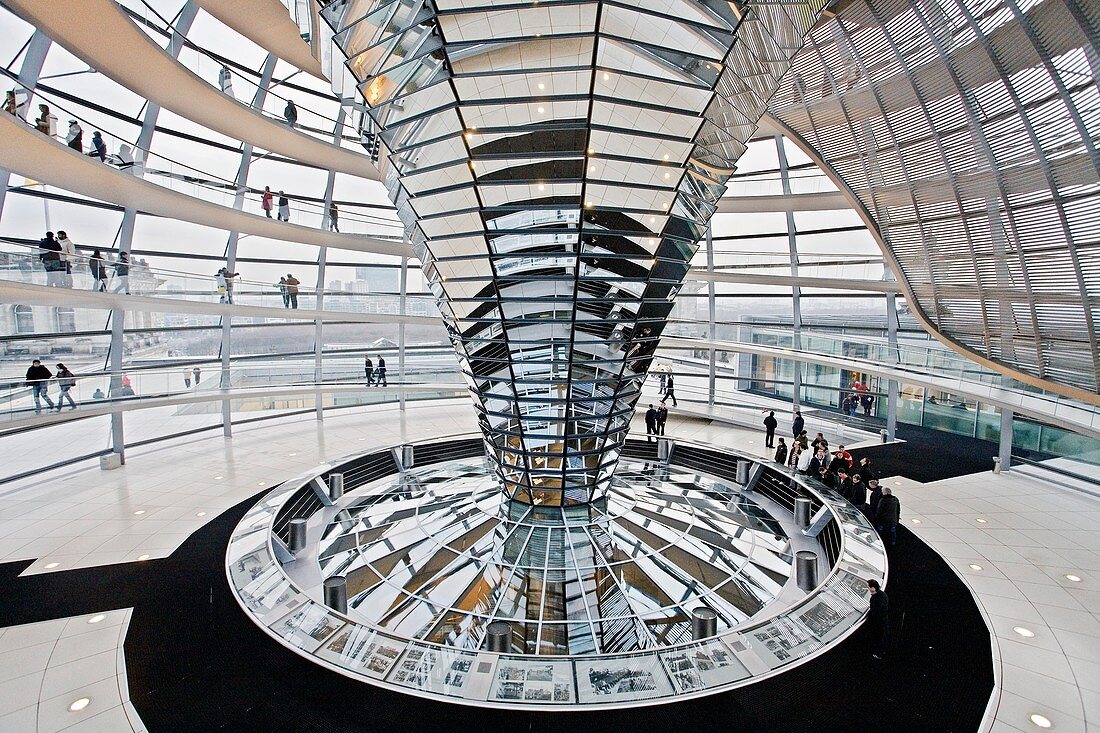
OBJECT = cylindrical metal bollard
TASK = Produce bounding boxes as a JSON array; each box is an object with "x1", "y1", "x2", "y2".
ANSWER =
[
  {"x1": 328, "y1": 472, "x2": 345, "y2": 502},
  {"x1": 657, "y1": 437, "x2": 674, "y2": 463},
  {"x1": 992, "y1": 456, "x2": 1002, "y2": 474},
  {"x1": 735, "y1": 459, "x2": 750, "y2": 486},
  {"x1": 795, "y1": 550, "x2": 819, "y2": 592},
  {"x1": 288, "y1": 518, "x2": 308, "y2": 555},
  {"x1": 324, "y1": 575, "x2": 348, "y2": 614},
  {"x1": 880, "y1": 429, "x2": 888, "y2": 444},
  {"x1": 486, "y1": 621, "x2": 511, "y2": 652},
  {"x1": 691, "y1": 607, "x2": 718, "y2": 640},
  {"x1": 794, "y1": 496, "x2": 812, "y2": 528},
  {"x1": 400, "y1": 444, "x2": 414, "y2": 470}
]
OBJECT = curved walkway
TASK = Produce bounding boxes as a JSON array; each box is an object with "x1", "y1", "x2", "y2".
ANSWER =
[
  {"x1": 195, "y1": 0, "x2": 324, "y2": 78},
  {"x1": 0, "y1": 280, "x2": 437, "y2": 325},
  {"x1": 661, "y1": 335, "x2": 1100, "y2": 441},
  {"x1": 716, "y1": 190, "x2": 850, "y2": 213},
  {"x1": 3, "y1": 0, "x2": 379, "y2": 180},
  {"x1": 0, "y1": 383, "x2": 466, "y2": 433},
  {"x1": 688, "y1": 269, "x2": 899, "y2": 293},
  {"x1": 0, "y1": 114, "x2": 407, "y2": 257}
]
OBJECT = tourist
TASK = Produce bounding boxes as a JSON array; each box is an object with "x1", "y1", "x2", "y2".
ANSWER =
[
  {"x1": 848, "y1": 473, "x2": 867, "y2": 510},
  {"x1": 192, "y1": 367, "x2": 201, "y2": 387},
  {"x1": 808, "y1": 448, "x2": 829, "y2": 475},
  {"x1": 656, "y1": 403, "x2": 668, "y2": 436},
  {"x1": 283, "y1": 273, "x2": 300, "y2": 308},
  {"x1": 763, "y1": 410, "x2": 777, "y2": 448},
  {"x1": 26, "y1": 359, "x2": 55, "y2": 414},
  {"x1": 92, "y1": 388, "x2": 105, "y2": 400},
  {"x1": 811, "y1": 432, "x2": 828, "y2": 451},
  {"x1": 791, "y1": 410, "x2": 804, "y2": 437},
  {"x1": 183, "y1": 369, "x2": 191, "y2": 388},
  {"x1": 54, "y1": 363, "x2": 77, "y2": 411},
  {"x1": 773, "y1": 438, "x2": 788, "y2": 465},
  {"x1": 867, "y1": 478, "x2": 883, "y2": 519},
  {"x1": 39, "y1": 231, "x2": 63, "y2": 286},
  {"x1": 867, "y1": 579, "x2": 889, "y2": 659},
  {"x1": 874, "y1": 487, "x2": 901, "y2": 547},
  {"x1": 797, "y1": 443, "x2": 813, "y2": 473},
  {"x1": 854, "y1": 456, "x2": 876, "y2": 484},
  {"x1": 218, "y1": 65, "x2": 234, "y2": 97},
  {"x1": 3, "y1": 90, "x2": 15, "y2": 115},
  {"x1": 661, "y1": 374, "x2": 677, "y2": 406},
  {"x1": 35, "y1": 103, "x2": 53, "y2": 136},
  {"x1": 216, "y1": 267, "x2": 239, "y2": 304},
  {"x1": 328, "y1": 202, "x2": 339, "y2": 232},
  {"x1": 277, "y1": 276, "x2": 289, "y2": 307},
  {"x1": 65, "y1": 119, "x2": 83, "y2": 151},
  {"x1": 645, "y1": 404, "x2": 657, "y2": 442},
  {"x1": 89, "y1": 248, "x2": 107, "y2": 291},
  {"x1": 262, "y1": 186, "x2": 273, "y2": 218},
  {"x1": 87, "y1": 131, "x2": 107, "y2": 161},
  {"x1": 284, "y1": 99, "x2": 298, "y2": 127},
  {"x1": 278, "y1": 191, "x2": 290, "y2": 222},
  {"x1": 375, "y1": 355, "x2": 387, "y2": 386},
  {"x1": 112, "y1": 252, "x2": 131, "y2": 294},
  {"x1": 56, "y1": 230, "x2": 76, "y2": 287}
]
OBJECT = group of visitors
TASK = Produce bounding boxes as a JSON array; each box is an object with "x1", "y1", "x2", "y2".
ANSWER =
[
  {"x1": 216, "y1": 267, "x2": 239, "y2": 304},
  {"x1": 643, "y1": 403, "x2": 669, "y2": 441},
  {"x1": 38, "y1": 231, "x2": 135, "y2": 293},
  {"x1": 763, "y1": 411, "x2": 902, "y2": 547},
  {"x1": 277, "y1": 274, "x2": 301, "y2": 308},
  {"x1": 261, "y1": 187, "x2": 292, "y2": 222},
  {"x1": 363, "y1": 355, "x2": 387, "y2": 386},
  {"x1": 24, "y1": 360, "x2": 78, "y2": 414},
  {"x1": 841, "y1": 380, "x2": 875, "y2": 417}
]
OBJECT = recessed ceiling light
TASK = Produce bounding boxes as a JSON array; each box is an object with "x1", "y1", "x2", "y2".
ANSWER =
[
  {"x1": 45, "y1": 562, "x2": 59, "y2": 569},
  {"x1": 68, "y1": 698, "x2": 91, "y2": 712},
  {"x1": 258, "y1": 481, "x2": 267, "y2": 486},
  {"x1": 214, "y1": 475, "x2": 224, "y2": 480},
  {"x1": 1029, "y1": 713, "x2": 1052, "y2": 729},
  {"x1": 662, "y1": 154, "x2": 669, "y2": 160},
  {"x1": 537, "y1": 82, "x2": 545, "y2": 90},
  {"x1": 1065, "y1": 574, "x2": 1082, "y2": 582},
  {"x1": 589, "y1": 165, "x2": 595, "y2": 173},
  {"x1": 894, "y1": 480, "x2": 902, "y2": 486},
  {"x1": 137, "y1": 554, "x2": 150, "y2": 561},
  {"x1": 969, "y1": 564, "x2": 982, "y2": 571},
  {"x1": 585, "y1": 201, "x2": 593, "y2": 207},
  {"x1": 196, "y1": 511, "x2": 207, "y2": 517},
  {"x1": 87, "y1": 614, "x2": 106, "y2": 624},
  {"x1": 1013, "y1": 627, "x2": 1035, "y2": 638},
  {"x1": 975, "y1": 518, "x2": 988, "y2": 524},
  {"x1": 538, "y1": 184, "x2": 545, "y2": 190},
  {"x1": 911, "y1": 518, "x2": 921, "y2": 524},
  {"x1": 288, "y1": 452, "x2": 297, "y2": 457},
  {"x1": 664, "y1": 172, "x2": 670, "y2": 179},
  {"x1": 133, "y1": 510, "x2": 145, "y2": 516},
  {"x1": 603, "y1": 73, "x2": 610, "y2": 80},
  {"x1": 537, "y1": 106, "x2": 545, "y2": 114},
  {"x1": 587, "y1": 148, "x2": 595, "y2": 155}
]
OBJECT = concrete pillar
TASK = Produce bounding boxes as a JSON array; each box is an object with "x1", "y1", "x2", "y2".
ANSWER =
[{"x1": 998, "y1": 408, "x2": 1013, "y2": 471}]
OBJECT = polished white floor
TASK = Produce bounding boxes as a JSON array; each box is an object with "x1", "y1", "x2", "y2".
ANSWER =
[
  {"x1": 0, "y1": 608, "x2": 144, "y2": 732},
  {"x1": 897, "y1": 469, "x2": 1100, "y2": 733},
  {"x1": 0, "y1": 398, "x2": 1095, "y2": 731}
]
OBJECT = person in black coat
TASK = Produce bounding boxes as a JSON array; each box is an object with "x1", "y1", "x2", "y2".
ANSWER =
[
  {"x1": 375, "y1": 355, "x2": 387, "y2": 386},
  {"x1": 854, "y1": 456, "x2": 876, "y2": 484},
  {"x1": 39, "y1": 231, "x2": 63, "y2": 287},
  {"x1": 644, "y1": 404, "x2": 658, "y2": 443},
  {"x1": 848, "y1": 474, "x2": 868, "y2": 510},
  {"x1": 867, "y1": 579, "x2": 889, "y2": 658},
  {"x1": 875, "y1": 488, "x2": 901, "y2": 547},
  {"x1": 25, "y1": 359, "x2": 55, "y2": 414},
  {"x1": 773, "y1": 438, "x2": 788, "y2": 465},
  {"x1": 763, "y1": 410, "x2": 778, "y2": 448},
  {"x1": 867, "y1": 479, "x2": 883, "y2": 517},
  {"x1": 791, "y1": 410, "x2": 804, "y2": 437},
  {"x1": 655, "y1": 404, "x2": 668, "y2": 436}
]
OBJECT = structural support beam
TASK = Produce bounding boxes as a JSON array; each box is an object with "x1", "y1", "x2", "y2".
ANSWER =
[
  {"x1": 776, "y1": 135, "x2": 802, "y2": 410},
  {"x1": 999, "y1": 408, "x2": 1014, "y2": 471},
  {"x1": 0, "y1": 31, "x2": 51, "y2": 220}
]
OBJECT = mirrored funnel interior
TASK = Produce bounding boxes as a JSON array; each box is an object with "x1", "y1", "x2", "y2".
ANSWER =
[{"x1": 319, "y1": 0, "x2": 828, "y2": 504}]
